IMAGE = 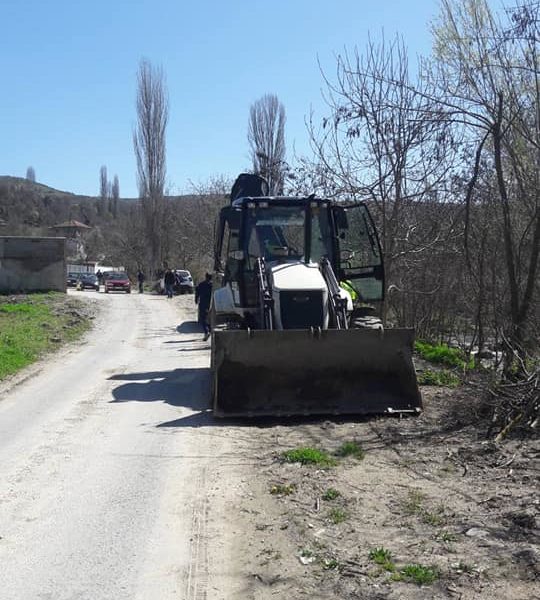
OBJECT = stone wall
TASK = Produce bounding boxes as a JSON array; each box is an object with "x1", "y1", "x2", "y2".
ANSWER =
[{"x1": 0, "y1": 236, "x2": 66, "y2": 293}]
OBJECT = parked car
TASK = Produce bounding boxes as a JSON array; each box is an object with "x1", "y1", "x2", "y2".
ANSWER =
[
  {"x1": 67, "y1": 272, "x2": 80, "y2": 287},
  {"x1": 104, "y1": 272, "x2": 131, "y2": 294},
  {"x1": 174, "y1": 270, "x2": 194, "y2": 294},
  {"x1": 76, "y1": 273, "x2": 100, "y2": 291}
]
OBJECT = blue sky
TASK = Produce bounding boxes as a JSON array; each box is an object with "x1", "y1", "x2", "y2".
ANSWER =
[{"x1": 1, "y1": 0, "x2": 443, "y2": 198}]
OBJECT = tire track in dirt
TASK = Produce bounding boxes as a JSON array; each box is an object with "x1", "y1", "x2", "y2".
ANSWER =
[{"x1": 185, "y1": 464, "x2": 210, "y2": 600}]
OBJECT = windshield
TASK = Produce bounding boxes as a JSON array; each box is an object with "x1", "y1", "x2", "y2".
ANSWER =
[
  {"x1": 245, "y1": 206, "x2": 305, "y2": 265},
  {"x1": 108, "y1": 272, "x2": 128, "y2": 280}
]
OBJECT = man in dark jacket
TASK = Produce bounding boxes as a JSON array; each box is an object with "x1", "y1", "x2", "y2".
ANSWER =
[
  {"x1": 164, "y1": 269, "x2": 175, "y2": 299},
  {"x1": 137, "y1": 269, "x2": 145, "y2": 294},
  {"x1": 195, "y1": 273, "x2": 212, "y2": 340}
]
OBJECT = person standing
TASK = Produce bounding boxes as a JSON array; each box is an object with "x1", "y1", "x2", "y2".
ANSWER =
[
  {"x1": 137, "y1": 269, "x2": 145, "y2": 294},
  {"x1": 164, "y1": 268, "x2": 175, "y2": 299},
  {"x1": 195, "y1": 273, "x2": 212, "y2": 340}
]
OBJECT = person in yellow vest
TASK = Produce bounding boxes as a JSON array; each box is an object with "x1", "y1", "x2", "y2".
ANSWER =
[{"x1": 340, "y1": 279, "x2": 358, "y2": 302}]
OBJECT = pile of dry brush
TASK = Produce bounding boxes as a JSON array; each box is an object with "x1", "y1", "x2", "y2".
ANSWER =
[{"x1": 488, "y1": 361, "x2": 539, "y2": 441}]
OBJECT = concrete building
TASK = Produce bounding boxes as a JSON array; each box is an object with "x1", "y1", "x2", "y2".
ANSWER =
[{"x1": 0, "y1": 236, "x2": 66, "y2": 293}]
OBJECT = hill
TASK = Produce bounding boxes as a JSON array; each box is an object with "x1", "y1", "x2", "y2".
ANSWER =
[
  {"x1": 0, "y1": 176, "x2": 226, "y2": 279},
  {"x1": 0, "y1": 176, "x2": 107, "y2": 234}
]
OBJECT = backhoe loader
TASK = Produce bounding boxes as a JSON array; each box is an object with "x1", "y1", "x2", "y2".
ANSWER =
[{"x1": 210, "y1": 174, "x2": 422, "y2": 417}]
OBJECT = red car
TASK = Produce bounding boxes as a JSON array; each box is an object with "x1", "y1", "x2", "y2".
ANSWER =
[{"x1": 104, "y1": 272, "x2": 131, "y2": 293}]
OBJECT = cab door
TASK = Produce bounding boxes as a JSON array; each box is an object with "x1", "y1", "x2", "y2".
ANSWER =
[{"x1": 332, "y1": 203, "x2": 385, "y2": 302}]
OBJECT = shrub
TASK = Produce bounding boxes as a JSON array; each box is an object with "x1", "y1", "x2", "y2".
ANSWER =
[{"x1": 415, "y1": 340, "x2": 472, "y2": 369}]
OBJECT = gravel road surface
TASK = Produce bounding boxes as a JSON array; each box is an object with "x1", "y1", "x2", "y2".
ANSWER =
[{"x1": 0, "y1": 292, "x2": 241, "y2": 600}]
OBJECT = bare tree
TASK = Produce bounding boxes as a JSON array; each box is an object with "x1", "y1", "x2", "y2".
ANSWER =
[
  {"x1": 248, "y1": 94, "x2": 287, "y2": 194},
  {"x1": 310, "y1": 34, "x2": 456, "y2": 323},
  {"x1": 133, "y1": 58, "x2": 168, "y2": 275},
  {"x1": 25, "y1": 166, "x2": 36, "y2": 182},
  {"x1": 99, "y1": 165, "x2": 108, "y2": 217},
  {"x1": 111, "y1": 175, "x2": 119, "y2": 218},
  {"x1": 430, "y1": 0, "x2": 539, "y2": 367}
]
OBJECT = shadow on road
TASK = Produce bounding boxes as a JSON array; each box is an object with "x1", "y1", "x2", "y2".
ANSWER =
[
  {"x1": 109, "y1": 367, "x2": 210, "y2": 411},
  {"x1": 176, "y1": 321, "x2": 201, "y2": 334},
  {"x1": 109, "y1": 368, "x2": 376, "y2": 430},
  {"x1": 156, "y1": 410, "x2": 355, "y2": 430}
]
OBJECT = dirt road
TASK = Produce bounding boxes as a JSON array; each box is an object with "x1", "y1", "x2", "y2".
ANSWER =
[
  {"x1": 0, "y1": 292, "x2": 246, "y2": 600},
  {"x1": 1, "y1": 291, "x2": 538, "y2": 600}
]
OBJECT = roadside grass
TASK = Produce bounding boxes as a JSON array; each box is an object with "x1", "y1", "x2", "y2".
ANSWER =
[
  {"x1": 369, "y1": 547, "x2": 395, "y2": 572},
  {"x1": 421, "y1": 505, "x2": 448, "y2": 527},
  {"x1": 0, "y1": 293, "x2": 91, "y2": 380},
  {"x1": 397, "y1": 564, "x2": 439, "y2": 585},
  {"x1": 328, "y1": 508, "x2": 347, "y2": 524},
  {"x1": 282, "y1": 447, "x2": 337, "y2": 467},
  {"x1": 437, "y1": 531, "x2": 459, "y2": 543},
  {"x1": 402, "y1": 489, "x2": 426, "y2": 516},
  {"x1": 335, "y1": 440, "x2": 365, "y2": 460},
  {"x1": 415, "y1": 340, "x2": 472, "y2": 370},
  {"x1": 282, "y1": 441, "x2": 367, "y2": 467},
  {"x1": 322, "y1": 487, "x2": 340, "y2": 501},
  {"x1": 368, "y1": 549, "x2": 439, "y2": 585},
  {"x1": 418, "y1": 369, "x2": 461, "y2": 387},
  {"x1": 401, "y1": 489, "x2": 449, "y2": 527}
]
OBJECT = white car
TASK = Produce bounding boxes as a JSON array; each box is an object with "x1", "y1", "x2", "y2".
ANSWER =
[{"x1": 175, "y1": 270, "x2": 194, "y2": 294}]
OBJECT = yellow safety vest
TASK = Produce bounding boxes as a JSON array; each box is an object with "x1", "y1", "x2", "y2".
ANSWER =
[{"x1": 340, "y1": 280, "x2": 358, "y2": 302}]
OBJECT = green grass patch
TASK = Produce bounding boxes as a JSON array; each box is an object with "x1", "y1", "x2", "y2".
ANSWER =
[
  {"x1": 328, "y1": 508, "x2": 347, "y2": 524},
  {"x1": 399, "y1": 564, "x2": 439, "y2": 585},
  {"x1": 322, "y1": 487, "x2": 340, "y2": 501},
  {"x1": 282, "y1": 447, "x2": 337, "y2": 467},
  {"x1": 418, "y1": 369, "x2": 460, "y2": 387},
  {"x1": 0, "y1": 293, "x2": 90, "y2": 380},
  {"x1": 335, "y1": 440, "x2": 365, "y2": 460},
  {"x1": 369, "y1": 547, "x2": 395, "y2": 572},
  {"x1": 415, "y1": 340, "x2": 472, "y2": 369}
]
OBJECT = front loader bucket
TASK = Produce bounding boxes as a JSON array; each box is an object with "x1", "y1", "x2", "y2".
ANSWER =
[{"x1": 211, "y1": 328, "x2": 422, "y2": 417}]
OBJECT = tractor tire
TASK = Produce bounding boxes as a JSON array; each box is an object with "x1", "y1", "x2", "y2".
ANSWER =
[
  {"x1": 350, "y1": 306, "x2": 383, "y2": 330},
  {"x1": 351, "y1": 315, "x2": 384, "y2": 330}
]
